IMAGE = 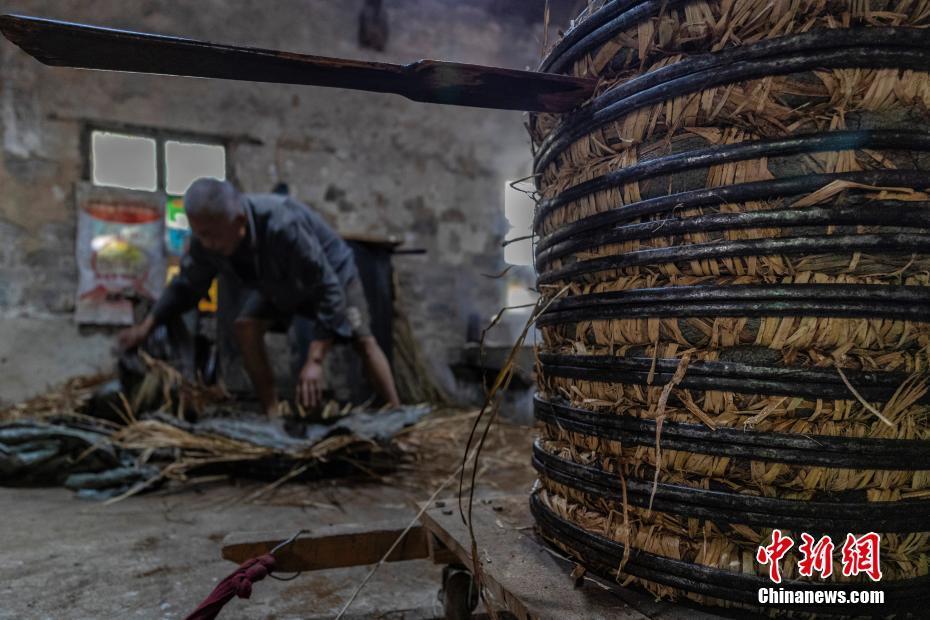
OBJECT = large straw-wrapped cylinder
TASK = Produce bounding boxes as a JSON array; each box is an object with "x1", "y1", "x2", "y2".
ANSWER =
[{"x1": 530, "y1": 1, "x2": 930, "y2": 613}]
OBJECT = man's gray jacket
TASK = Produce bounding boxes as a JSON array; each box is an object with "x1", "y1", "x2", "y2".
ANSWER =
[{"x1": 151, "y1": 193, "x2": 358, "y2": 338}]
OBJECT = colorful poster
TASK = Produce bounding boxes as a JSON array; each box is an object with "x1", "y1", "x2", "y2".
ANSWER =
[
  {"x1": 75, "y1": 185, "x2": 166, "y2": 325},
  {"x1": 165, "y1": 195, "x2": 192, "y2": 257}
]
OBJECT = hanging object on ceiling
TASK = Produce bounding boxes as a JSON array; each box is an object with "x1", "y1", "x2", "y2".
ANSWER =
[{"x1": 358, "y1": 0, "x2": 388, "y2": 52}]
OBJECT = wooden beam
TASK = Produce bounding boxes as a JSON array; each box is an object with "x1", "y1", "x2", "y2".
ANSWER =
[
  {"x1": 0, "y1": 14, "x2": 595, "y2": 113},
  {"x1": 222, "y1": 520, "x2": 429, "y2": 573}
]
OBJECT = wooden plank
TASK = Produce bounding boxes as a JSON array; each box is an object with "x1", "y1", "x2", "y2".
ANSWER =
[
  {"x1": 222, "y1": 521, "x2": 429, "y2": 573},
  {"x1": 0, "y1": 14, "x2": 595, "y2": 113},
  {"x1": 420, "y1": 496, "x2": 640, "y2": 620},
  {"x1": 426, "y1": 530, "x2": 459, "y2": 565},
  {"x1": 420, "y1": 496, "x2": 726, "y2": 620}
]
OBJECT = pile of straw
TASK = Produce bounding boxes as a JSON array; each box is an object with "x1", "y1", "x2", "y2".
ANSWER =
[
  {"x1": 0, "y1": 357, "x2": 394, "y2": 501},
  {"x1": 0, "y1": 372, "x2": 112, "y2": 424},
  {"x1": 530, "y1": 0, "x2": 930, "y2": 611},
  {"x1": 103, "y1": 416, "x2": 370, "y2": 500},
  {"x1": 392, "y1": 297, "x2": 451, "y2": 405}
]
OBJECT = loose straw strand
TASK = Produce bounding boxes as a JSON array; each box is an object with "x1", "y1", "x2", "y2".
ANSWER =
[{"x1": 835, "y1": 364, "x2": 896, "y2": 428}]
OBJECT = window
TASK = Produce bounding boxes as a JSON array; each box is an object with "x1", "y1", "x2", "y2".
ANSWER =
[
  {"x1": 85, "y1": 126, "x2": 229, "y2": 316},
  {"x1": 91, "y1": 132, "x2": 157, "y2": 191},
  {"x1": 503, "y1": 180, "x2": 539, "y2": 308},
  {"x1": 88, "y1": 127, "x2": 227, "y2": 195},
  {"x1": 503, "y1": 179, "x2": 535, "y2": 267},
  {"x1": 165, "y1": 140, "x2": 226, "y2": 195}
]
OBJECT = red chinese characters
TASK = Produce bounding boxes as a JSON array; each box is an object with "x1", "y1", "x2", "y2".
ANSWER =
[
  {"x1": 797, "y1": 533, "x2": 835, "y2": 578},
  {"x1": 756, "y1": 530, "x2": 883, "y2": 584},
  {"x1": 756, "y1": 529, "x2": 794, "y2": 584},
  {"x1": 841, "y1": 532, "x2": 883, "y2": 582}
]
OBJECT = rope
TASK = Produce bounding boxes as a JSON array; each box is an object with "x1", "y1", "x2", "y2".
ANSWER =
[{"x1": 181, "y1": 530, "x2": 305, "y2": 620}]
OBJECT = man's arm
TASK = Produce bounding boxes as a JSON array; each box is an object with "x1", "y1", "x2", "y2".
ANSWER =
[
  {"x1": 297, "y1": 337, "x2": 332, "y2": 409},
  {"x1": 118, "y1": 241, "x2": 218, "y2": 350}
]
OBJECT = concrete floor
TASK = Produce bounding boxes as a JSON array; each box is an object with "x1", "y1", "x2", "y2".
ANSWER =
[
  {"x1": 0, "y1": 481, "x2": 464, "y2": 619},
  {"x1": 0, "y1": 416, "x2": 738, "y2": 620},
  {"x1": 0, "y1": 410, "x2": 540, "y2": 620}
]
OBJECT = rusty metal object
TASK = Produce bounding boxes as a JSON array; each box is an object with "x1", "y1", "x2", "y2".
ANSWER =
[{"x1": 0, "y1": 14, "x2": 595, "y2": 113}]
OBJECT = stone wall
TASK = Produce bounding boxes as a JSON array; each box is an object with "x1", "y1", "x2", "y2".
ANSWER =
[{"x1": 0, "y1": 0, "x2": 553, "y2": 402}]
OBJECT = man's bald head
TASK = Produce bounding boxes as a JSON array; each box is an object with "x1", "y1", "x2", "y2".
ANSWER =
[
  {"x1": 184, "y1": 178, "x2": 242, "y2": 222},
  {"x1": 184, "y1": 178, "x2": 247, "y2": 256}
]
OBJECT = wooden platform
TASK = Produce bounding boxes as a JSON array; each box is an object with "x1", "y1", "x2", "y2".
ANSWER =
[
  {"x1": 223, "y1": 494, "x2": 727, "y2": 619},
  {"x1": 420, "y1": 495, "x2": 724, "y2": 620}
]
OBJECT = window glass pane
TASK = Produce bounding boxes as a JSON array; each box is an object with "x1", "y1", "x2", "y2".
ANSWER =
[
  {"x1": 506, "y1": 282, "x2": 538, "y2": 307},
  {"x1": 165, "y1": 140, "x2": 226, "y2": 196},
  {"x1": 92, "y1": 131, "x2": 157, "y2": 191},
  {"x1": 503, "y1": 180, "x2": 535, "y2": 267}
]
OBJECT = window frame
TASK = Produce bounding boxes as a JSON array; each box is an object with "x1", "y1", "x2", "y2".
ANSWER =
[{"x1": 82, "y1": 121, "x2": 233, "y2": 194}]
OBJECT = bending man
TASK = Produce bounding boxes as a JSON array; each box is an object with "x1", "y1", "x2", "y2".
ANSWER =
[{"x1": 119, "y1": 178, "x2": 401, "y2": 414}]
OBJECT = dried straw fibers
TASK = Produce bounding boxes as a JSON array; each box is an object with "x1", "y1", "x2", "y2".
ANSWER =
[{"x1": 530, "y1": 0, "x2": 930, "y2": 614}]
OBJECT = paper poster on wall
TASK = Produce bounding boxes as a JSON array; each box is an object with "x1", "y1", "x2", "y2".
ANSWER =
[
  {"x1": 75, "y1": 184, "x2": 166, "y2": 325},
  {"x1": 165, "y1": 195, "x2": 192, "y2": 257}
]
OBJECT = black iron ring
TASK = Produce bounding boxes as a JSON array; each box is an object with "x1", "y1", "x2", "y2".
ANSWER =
[
  {"x1": 539, "y1": 4, "x2": 930, "y2": 78},
  {"x1": 540, "y1": 0, "x2": 681, "y2": 75},
  {"x1": 535, "y1": 284, "x2": 930, "y2": 324},
  {"x1": 539, "y1": 353, "x2": 930, "y2": 403},
  {"x1": 534, "y1": 396, "x2": 930, "y2": 468},
  {"x1": 536, "y1": 202, "x2": 930, "y2": 268},
  {"x1": 534, "y1": 130, "x2": 930, "y2": 227},
  {"x1": 530, "y1": 492, "x2": 930, "y2": 610},
  {"x1": 536, "y1": 27, "x2": 930, "y2": 170},
  {"x1": 533, "y1": 440, "x2": 930, "y2": 531},
  {"x1": 535, "y1": 46, "x2": 930, "y2": 175},
  {"x1": 535, "y1": 170, "x2": 930, "y2": 250},
  {"x1": 537, "y1": 232, "x2": 930, "y2": 284}
]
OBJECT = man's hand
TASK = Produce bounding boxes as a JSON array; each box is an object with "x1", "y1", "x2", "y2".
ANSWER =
[
  {"x1": 117, "y1": 316, "x2": 155, "y2": 351},
  {"x1": 297, "y1": 360, "x2": 325, "y2": 410}
]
